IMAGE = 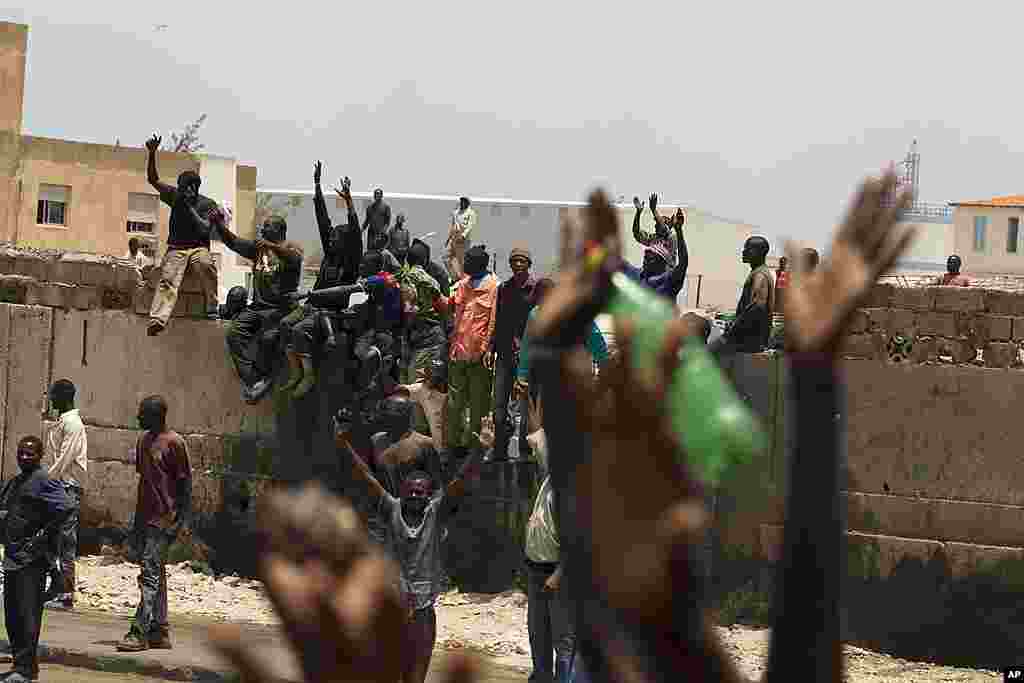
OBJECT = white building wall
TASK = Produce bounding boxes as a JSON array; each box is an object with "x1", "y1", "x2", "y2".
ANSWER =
[{"x1": 198, "y1": 155, "x2": 249, "y2": 303}]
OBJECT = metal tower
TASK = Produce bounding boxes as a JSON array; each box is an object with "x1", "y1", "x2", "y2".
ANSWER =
[{"x1": 898, "y1": 139, "x2": 921, "y2": 204}]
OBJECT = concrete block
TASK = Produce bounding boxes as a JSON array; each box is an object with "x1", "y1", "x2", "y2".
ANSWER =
[
  {"x1": 887, "y1": 309, "x2": 919, "y2": 336},
  {"x1": 101, "y1": 289, "x2": 132, "y2": 311},
  {"x1": 864, "y1": 282, "x2": 894, "y2": 308},
  {"x1": 50, "y1": 309, "x2": 275, "y2": 435},
  {"x1": 982, "y1": 315, "x2": 1013, "y2": 342},
  {"x1": 2, "y1": 305, "x2": 52, "y2": 479},
  {"x1": 113, "y1": 262, "x2": 143, "y2": 293},
  {"x1": 932, "y1": 286, "x2": 985, "y2": 314},
  {"x1": 909, "y1": 336, "x2": 935, "y2": 364},
  {"x1": 984, "y1": 342, "x2": 1018, "y2": 368},
  {"x1": 0, "y1": 275, "x2": 30, "y2": 304},
  {"x1": 917, "y1": 311, "x2": 955, "y2": 338},
  {"x1": 848, "y1": 309, "x2": 869, "y2": 334},
  {"x1": 133, "y1": 287, "x2": 155, "y2": 316},
  {"x1": 69, "y1": 285, "x2": 101, "y2": 311},
  {"x1": 11, "y1": 252, "x2": 49, "y2": 281},
  {"x1": 934, "y1": 337, "x2": 977, "y2": 364},
  {"x1": 171, "y1": 292, "x2": 203, "y2": 318},
  {"x1": 80, "y1": 460, "x2": 137, "y2": 529},
  {"x1": 839, "y1": 333, "x2": 883, "y2": 360},
  {"x1": 1013, "y1": 317, "x2": 1024, "y2": 342},
  {"x1": 845, "y1": 491, "x2": 1024, "y2": 549},
  {"x1": 944, "y1": 540, "x2": 1024, "y2": 580},
  {"x1": 24, "y1": 281, "x2": 72, "y2": 309},
  {"x1": 862, "y1": 308, "x2": 890, "y2": 333},
  {"x1": 985, "y1": 289, "x2": 1024, "y2": 316},
  {"x1": 0, "y1": 247, "x2": 13, "y2": 275},
  {"x1": 892, "y1": 287, "x2": 934, "y2": 311},
  {"x1": 847, "y1": 531, "x2": 945, "y2": 580}
]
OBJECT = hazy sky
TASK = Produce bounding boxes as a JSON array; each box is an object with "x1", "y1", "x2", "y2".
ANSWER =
[{"x1": 6, "y1": 2, "x2": 1024, "y2": 249}]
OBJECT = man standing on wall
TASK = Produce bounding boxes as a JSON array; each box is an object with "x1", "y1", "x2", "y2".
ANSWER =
[
  {"x1": 488, "y1": 247, "x2": 536, "y2": 462},
  {"x1": 0, "y1": 436, "x2": 74, "y2": 682},
  {"x1": 119, "y1": 395, "x2": 192, "y2": 653},
  {"x1": 447, "y1": 197, "x2": 477, "y2": 280},
  {"x1": 143, "y1": 135, "x2": 220, "y2": 337},
  {"x1": 710, "y1": 236, "x2": 775, "y2": 355},
  {"x1": 44, "y1": 379, "x2": 87, "y2": 611},
  {"x1": 447, "y1": 245, "x2": 498, "y2": 464},
  {"x1": 364, "y1": 188, "x2": 392, "y2": 251}
]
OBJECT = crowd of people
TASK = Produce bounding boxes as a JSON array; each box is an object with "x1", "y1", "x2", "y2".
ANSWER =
[{"x1": 0, "y1": 135, "x2": 919, "y2": 683}]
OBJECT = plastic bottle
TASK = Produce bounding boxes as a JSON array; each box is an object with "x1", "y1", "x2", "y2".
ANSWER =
[{"x1": 605, "y1": 272, "x2": 767, "y2": 484}]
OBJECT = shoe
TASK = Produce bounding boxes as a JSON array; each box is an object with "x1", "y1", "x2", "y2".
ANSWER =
[
  {"x1": 280, "y1": 351, "x2": 304, "y2": 394},
  {"x1": 148, "y1": 631, "x2": 173, "y2": 650},
  {"x1": 0, "y1": 670, "x2": 37, "y2": 682},
  {"x1": 292, "y1": 355, "x2": 317, "y2": 399},
  {"x1": 245, "y1": 378, "x2": 274, "y2": 404},
  {"x1": 146, "y1": 321, "x2": 165, "y2": 337},
  {"x1": 116, "y1": 631, "x2": 150, "y2": 652},
  {"x1": 44, "y1": 594, "x2": 73, "y2": 611}
]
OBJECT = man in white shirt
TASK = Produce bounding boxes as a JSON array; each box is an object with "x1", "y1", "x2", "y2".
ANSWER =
[
  {"x1": 446, "y1": 197, "x2": 478, "y2": 280},
  {"x1": 127, "y1": 238, "x2": 152, "y2": 270},
  {"x1": 45, "y1": 379, "x2": 88, "y2": 610}
]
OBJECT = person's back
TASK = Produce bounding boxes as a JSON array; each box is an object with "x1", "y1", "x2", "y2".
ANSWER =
[{"x1": 733, "y1": 262, "x2": 775, "y2": 352}]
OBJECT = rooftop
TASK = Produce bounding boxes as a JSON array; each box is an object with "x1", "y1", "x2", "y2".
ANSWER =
[{"x1": 950, "y1": 195, "x2": 1024, "y2": 209}]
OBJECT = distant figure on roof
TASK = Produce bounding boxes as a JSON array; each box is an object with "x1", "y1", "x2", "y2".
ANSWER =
[
  {"x1": 447, "y1": 197, "x2": 477, "y2": 280},
  {"x1": 363, "y1": 188, "x2": 392, "y2": 252},
  {"x1": 936, "y1": 254, "x2": 970, "y2": 287}
]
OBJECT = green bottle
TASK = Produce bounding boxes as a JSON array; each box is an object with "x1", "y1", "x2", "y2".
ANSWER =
[{"x1": 605, "y1": 272, "x2": 767, "y2": 484}]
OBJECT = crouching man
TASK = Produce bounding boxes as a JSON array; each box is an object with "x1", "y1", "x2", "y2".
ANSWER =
[{"x1": 0, "y1": 436, "x2": 75, "y2": 682}]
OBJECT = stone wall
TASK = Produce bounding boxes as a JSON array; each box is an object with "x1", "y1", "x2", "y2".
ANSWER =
[{"x1": 840, "y1": 283, "x2": 1024, "y2": 368}]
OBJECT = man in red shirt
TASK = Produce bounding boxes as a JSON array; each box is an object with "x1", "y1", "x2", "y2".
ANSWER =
[
  {"x1": 936, "y1": 255, "x2": 971, "y2": 287},
  {"x1": 118, "y1": 395, "x2": 192, "y2": 652}
]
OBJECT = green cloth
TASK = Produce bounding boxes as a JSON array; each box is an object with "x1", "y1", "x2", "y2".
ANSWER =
[
  {"x1": 399, "y1": 265, "x2": 442, "y2": 326},
  {"x1": 517, "y1": 308, "x2": 609, "y2": 381},
  {"x1": 447, "y1": 360, "x2": 492, "y2": 449}
]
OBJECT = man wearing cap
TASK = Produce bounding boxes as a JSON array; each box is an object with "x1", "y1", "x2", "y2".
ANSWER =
[
  {"x1": 620, "y1": 215, "x2": 689, "y2": 306},
  {"x1": 487, "y1": 247, "x2": 537, "y2": 461}
]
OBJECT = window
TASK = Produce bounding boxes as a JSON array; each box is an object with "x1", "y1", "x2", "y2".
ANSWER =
[
  {"x1": 127, "y1": 193, "x2": 158, "y2": 234},
  {"x1": 1009, "y1": 217, "x2": 1020, "y2": 254},
  {"x1": 973, "y1": 215, "x2": 989, "y2": 252},
  {"x1": 36, "y1": 184, "x2": 70, "y2": 226}
]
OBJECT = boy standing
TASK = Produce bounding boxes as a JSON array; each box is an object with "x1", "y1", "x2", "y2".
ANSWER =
[{"x1": 336, "y1": 416, "x2": 490, "y2": 683}]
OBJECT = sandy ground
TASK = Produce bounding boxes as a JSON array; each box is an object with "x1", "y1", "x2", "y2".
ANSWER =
[{"x1": 69, "y1": 555, "x2": 1001, "y2": 682}]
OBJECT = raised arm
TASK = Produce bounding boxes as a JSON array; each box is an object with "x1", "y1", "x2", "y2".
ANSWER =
[
  {"x1": 334, "y1": 179, "x2": 363, "y2": 284},
  {"x1": 145, "y1": 135, "x2": 174, "y2": 195},
  {"x1": 313, "y1": 161, "x2": 333, "y2": 249},
  {"x1": 666, "y1": 223, "x2": 689, "y2": 292},
  {"x1": 217, "y1": 222, "x2": 258, "y2": 261},
  {"x1": 336, "y1": 429, "x2": 388, "y2": 502}
]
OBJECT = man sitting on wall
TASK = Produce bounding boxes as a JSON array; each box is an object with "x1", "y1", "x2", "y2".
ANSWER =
[
  {"x1": 203, "y1": 210, "x2": 305, "y2": 403},
  {"x1": 143, "y1": 135, "x2": 220, "y2": 337},
  {"x1": 935, "y1": 254, "x2": 970, "y2": 287}
]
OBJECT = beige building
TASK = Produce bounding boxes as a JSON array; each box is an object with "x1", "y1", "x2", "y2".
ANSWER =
[
  {"x1": 949, "y1": 195, "x2": 1024, "y2": 275},
  {"x1": 0, "y1": 22, "x2": 258, "y2": 302}
]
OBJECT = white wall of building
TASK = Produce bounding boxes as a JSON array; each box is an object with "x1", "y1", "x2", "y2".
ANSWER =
[{"x1": 198, "y1": 155, "x2": 250, "y2": 303}]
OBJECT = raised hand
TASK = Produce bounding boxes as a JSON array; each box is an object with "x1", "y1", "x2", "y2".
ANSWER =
[
  {"x1": 313, "y1": 161, "x2": 322, "y2": 185},
  {"x1": 785, "y1": 169, "x2": 915, "y2": 354},
  {"x1": 210, "y1": 484, "x2": 480, "y2": 683},
  {"x1": 633, "y1": 196, "x2": 644, "y2": 211},
  {"x1": 474, "y1": 414, "x2": 496, "y2": 451},
  {"x1": 527, "y1": 190, "x2": 622, "y2": 348},
  {"x1": 145, "y1": 135, "x2": 161, "y2": 152},
  {"x1": 649, "y1": 193, "x2": 658, "y2": 213}
]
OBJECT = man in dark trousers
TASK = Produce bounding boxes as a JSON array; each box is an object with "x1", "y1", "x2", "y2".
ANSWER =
[
  {"x1": 363, "y1": 187, "x2": 392, "y2": 251},
  {"x1": 0, "y1": 436, "x2": 75, "y2": 682},
  {"x1": 488, "y1": 247, "x2": 537, "y2": 461},
  {"x1": 118, "y1": 396, "x2": 192, "y2": 652}
]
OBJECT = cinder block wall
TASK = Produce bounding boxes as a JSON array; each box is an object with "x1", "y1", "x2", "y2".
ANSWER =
[{"x1": 840, "y1": 283, "x2": 1024, "y2": 368}]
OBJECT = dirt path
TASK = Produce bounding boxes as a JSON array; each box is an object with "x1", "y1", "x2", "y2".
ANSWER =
[{"x1": 70, "y1": 556, "x2": 1001, "y2": 681}]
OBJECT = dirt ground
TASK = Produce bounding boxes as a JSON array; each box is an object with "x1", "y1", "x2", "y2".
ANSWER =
[{"x1": 69, "y1": 555, "x2": 1001, "y2": 682}]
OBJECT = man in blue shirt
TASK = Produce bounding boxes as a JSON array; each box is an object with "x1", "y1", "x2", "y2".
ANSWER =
[{"x1": 620, "y1": 218, "x2": 688, "y2": 305}]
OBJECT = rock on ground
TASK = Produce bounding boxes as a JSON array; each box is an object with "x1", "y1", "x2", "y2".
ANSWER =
[{"x1": 73, "y1": 556, "x2": 999, "y2": 681}]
